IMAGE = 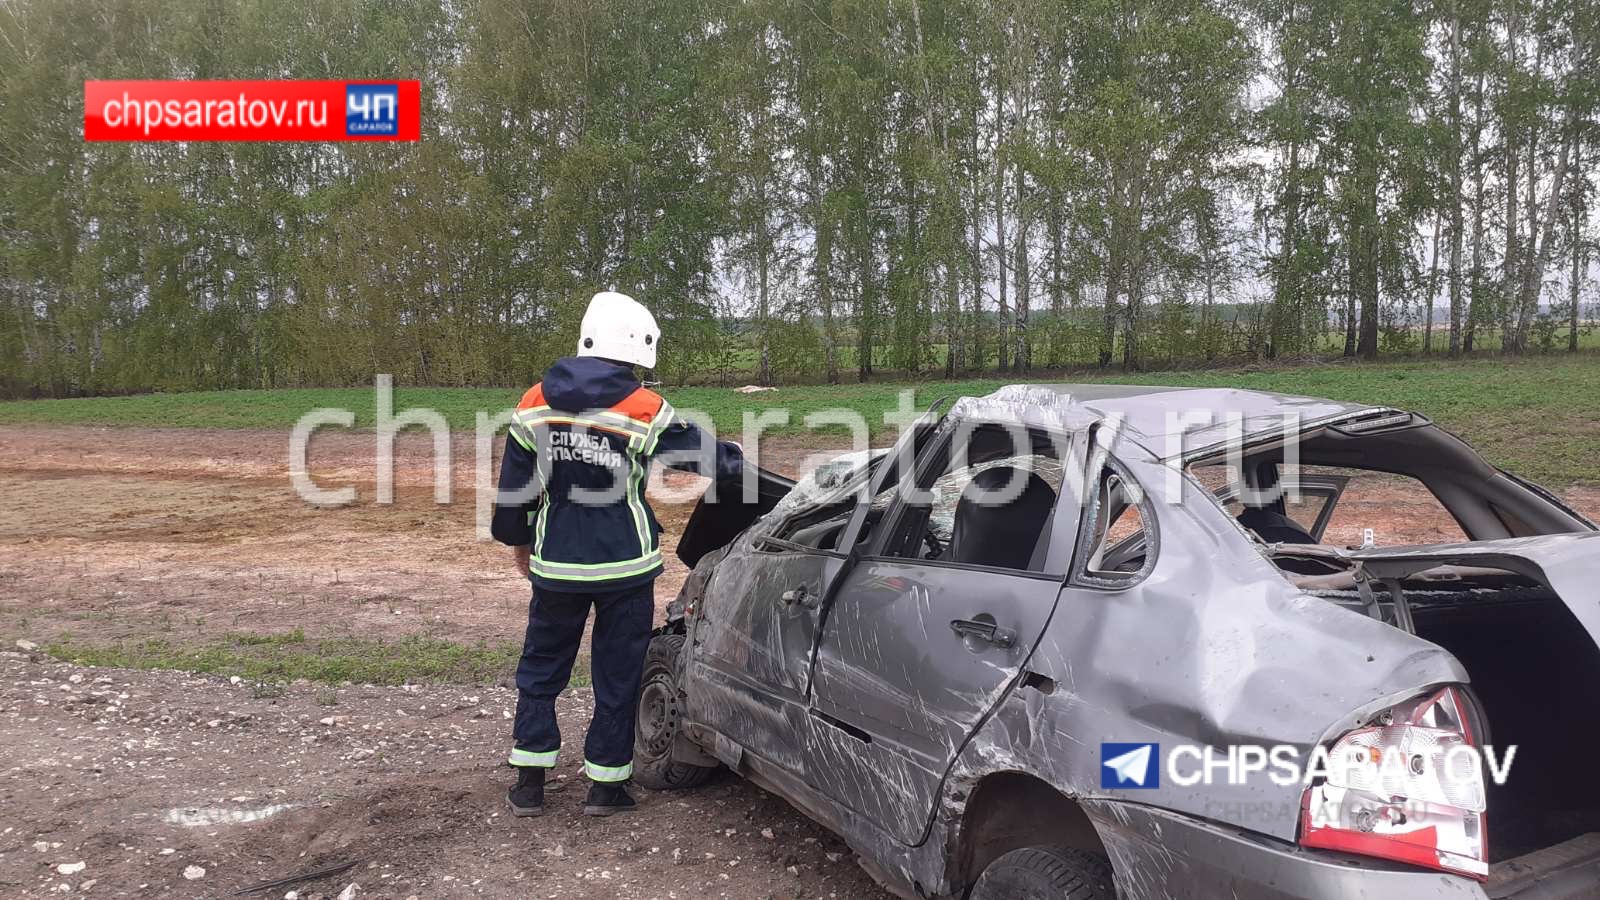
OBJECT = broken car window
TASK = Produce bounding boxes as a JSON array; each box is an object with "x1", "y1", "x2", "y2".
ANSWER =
[
  {"x1": 1297, "y1": 465, "x2": 1468, "y2": 548},
  {"x1": 1074, "y1": 464, "x2": 1155, "y2": 585},
  {"x1": 878, "y1": 424, "x2": 1069, "y2": 574}
]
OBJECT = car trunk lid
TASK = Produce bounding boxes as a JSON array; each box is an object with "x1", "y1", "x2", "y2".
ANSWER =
[
  {"x1": 1341, "y1": 531, "x2": 1600, "y2": 648},
  {"x1": 675, "y1": 467, "x2": 795, "y2": 568}
]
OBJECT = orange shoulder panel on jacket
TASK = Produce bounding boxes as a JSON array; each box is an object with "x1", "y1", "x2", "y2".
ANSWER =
[
  {"x1": 517, "y1": 383, "x2": 545, "y2": 411},
  {"x1": 610, "y1": 386, "x2": 665, "y2": 423}
]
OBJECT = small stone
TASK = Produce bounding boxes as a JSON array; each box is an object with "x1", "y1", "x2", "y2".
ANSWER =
[
  {"x1": 182, "y1": 865, "x2": 205, "y2": 880},
  {"x1": 787, "y1": 865, "x2": 800, "y2": 876},
  {"x1": 57, "y1": 862, "x2": 86, "y2": 875},
  {"x1": 159, "y1": 848, "x2": 175, "y2": 855},
  {"x1": 545, "y1": 845, "x2": 565, "y2": 858},
  {"x1": 283, "y1": 892, "x2": 298, "y2": 900},
  {"x1": 230, "y1": 676, "x2": 243, "y2": 686},
  {"x1": 15, "y1": 639, "x2": 38, "y2": 651},
  {"x1": 68, "y1": 674, "x2": 84, "y2": 684},
  {"x1": 206, "y1": 720, "x2": 222, "y2": 728},
  {"x1": 825, "y1": 852, "x2": 842, "y2": 863},
  {"x1": 336, "y1": 884, "x2": 359, "y2": 900},
  {"x1": 761, "y1": 828, "x2": 775, "y2": 840}
]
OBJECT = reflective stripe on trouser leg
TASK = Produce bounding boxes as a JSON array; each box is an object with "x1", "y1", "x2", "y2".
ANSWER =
[
  {"x1": 585, "y1": 760, "x2": 632, "y2": 782},
  {"x1": 512, "y1": 588, "x2": 591, "y2": 765},
  {"x1": 582, "y1": 582, "x2": 654, "y2": 778},
  {"x1": 509, "y1": 748, "x2": 558, "y2": 767}
]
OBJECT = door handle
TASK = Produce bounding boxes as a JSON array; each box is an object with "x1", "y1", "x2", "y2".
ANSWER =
[
  {"x1": 781, "y1": 586, "x2": 819, "y2": 609},
  {"x1": 950, "y1": 617, "x2": 1017, "y2": 648}
]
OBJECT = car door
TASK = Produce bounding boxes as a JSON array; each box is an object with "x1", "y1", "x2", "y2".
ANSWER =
[
  {"x1": 686, "y1": 411, "x2": 943, "y2": 776},
  {"x1": 802, "y1": 420, "x2": 1084, "y2": 844}
]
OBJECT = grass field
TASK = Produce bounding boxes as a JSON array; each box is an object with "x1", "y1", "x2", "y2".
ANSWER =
[
  {"x1": 38, "y1": 630, "x2": 556, "y2": 688},
  {"x1": 3, "y1": 354, "x2": 1597, "y2": 482}
]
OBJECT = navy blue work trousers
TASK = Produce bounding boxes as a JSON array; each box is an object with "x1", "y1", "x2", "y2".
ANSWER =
[{"x1": 509, "y1": 582, "x2": 653, "y2": 782}]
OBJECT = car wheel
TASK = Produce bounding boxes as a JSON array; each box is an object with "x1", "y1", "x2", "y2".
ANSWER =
[
  {"x1": 969, "y1": 847, "x2": 1115, "y2": 900},
  {"x1": 633, "y1": 633, "x2": 717, "y2": 791}
]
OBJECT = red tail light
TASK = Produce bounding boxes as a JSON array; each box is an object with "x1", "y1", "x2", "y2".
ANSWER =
[{"x1": 1300, "y1": 686, "x2": 1488, "y2": 879}]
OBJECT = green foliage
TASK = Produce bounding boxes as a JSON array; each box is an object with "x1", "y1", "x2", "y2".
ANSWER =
[{"x1": 1, "y1": 0, "x2": 1594, "y2": 397}]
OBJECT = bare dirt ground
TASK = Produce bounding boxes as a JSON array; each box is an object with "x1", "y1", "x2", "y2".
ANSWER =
[
  {"x1": 0, "y1": 426, "x2": 881, "y2": 899},
  {"x1": 0, "y1": 652, "x2": 872, "y2": 899},
  {"x1": 1, "y1": 424, "x2": 1596, "y2": 899}
]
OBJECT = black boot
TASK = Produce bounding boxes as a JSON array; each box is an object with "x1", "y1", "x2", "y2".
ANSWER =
[
  {"x1": 507, "y1": 766, "x2": 545, "y2": 817},
  {"x1": 582, "y1": 781, "x2": 637, "y2": 817}
]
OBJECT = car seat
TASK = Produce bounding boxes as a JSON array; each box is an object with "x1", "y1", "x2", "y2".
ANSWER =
[
  {"x1": 944, "y1": 466, "x2": 1057, "y2": 570},
  {"x1": 1236, "y1": 506, "x2": 1317, "y2": 544}
]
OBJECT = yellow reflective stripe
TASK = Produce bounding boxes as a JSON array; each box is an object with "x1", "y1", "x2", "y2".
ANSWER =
[
  {"x1": 626, "y1": 450, "x2": 650, "y2": 557},
  {"x1": 509, "y1": 420, "x2": 537, "y2": 452},
  {"x1": 529, "y1": 550, "x2": 662, "y2": 582},
  {"x1": 509, "y1": 748, "x2": 558, "y2": 767},
  {"x1": 516, "y1": 408, "x2": 651, "y2": 437},
  {"x1": 585, "y1": 760, "x2": 633, "y2": 782},
  {"x1": 518, "y1": 416, "x2": 646, "y2": 442},
  {"x1": 644, "y1": 402, "x2": 676, "y2": 455},
  {"x1": 534, "y1": 497, "x2": 550, "y2": 559}
]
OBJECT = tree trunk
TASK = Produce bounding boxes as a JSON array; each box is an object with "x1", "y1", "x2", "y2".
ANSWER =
[
  {"x1": 1426, "y1": 210, "x2": 1442, "y2": 353},
  {"x1": 1012, "y1": 154, "x2": 1030, "y2": 373},
  {"x1": 1466, "y1": 68, "x2": 1488, "y2": 353},
  {"x1": 756, "y1": 176, "x2": 772, "y2": 386},
  {"x1": 968, "y1": 55, "x2": 985, "y2": 372},
  {"x1": 1510, "y1": 98, "x2": 1543, "y2": 352},
  {"x1": 1513, "y1": 126, "x2": 1575, "y2": 353},
  {"x1": 1571, "y1": 189, "x2": 1585, "y2": 353},
  {"x1": 1276, "y1": 136, "x2": 1302, "y2": 359},
  {"x1": 910, "y1": 0, "x2": 961, "y2": 379},
  {"x1": 1501, "y1": 0, "x2": 1522, "y2": 350},
  {"x1": 1048, "y1": 200, "x2": 1064, "y2": 368},
  {"x1": 1356, "y1": 160, "x2": 1380, "y2": 360},
  {"x1": 816, "y1": 210, "x2": 839, "y2": 384},
  {"x1": 1447, "y1": 0, "x2": 1465, "y2": 356},
  {"x1": 1122, "y1": 255, "x2": 1143, "y2": 370},
  {"x1": 1343, "y1": 207, "x2": 1359, "y2": 358},
  {"x1": 1102, "y1": 237, "x2": 1121, "y2": 369},
  {"x1": 856, "y1": 228, "x2": 874, "y2": 383},
  {"x1": 992, "y1": 103, "x2": 1011, "y2": 372}
]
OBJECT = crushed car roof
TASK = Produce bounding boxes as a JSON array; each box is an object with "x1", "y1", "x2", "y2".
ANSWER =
[{"x1": 960, "y1": 383, "x2": 1376, "y2": 456}]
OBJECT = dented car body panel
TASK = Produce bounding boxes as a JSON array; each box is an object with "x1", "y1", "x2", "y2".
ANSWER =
[{"x1": 663, "y1": 384, "x2": 1600, "y2": 899}]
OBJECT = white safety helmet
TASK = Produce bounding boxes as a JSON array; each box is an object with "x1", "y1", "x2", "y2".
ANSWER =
[{"x1": 576, "y1": 291, "x2": 660, "y2": 369}]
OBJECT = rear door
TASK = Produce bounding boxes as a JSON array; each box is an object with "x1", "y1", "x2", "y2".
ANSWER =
[{"x1": 802, "y1": 420, "x2": 1084, "y2": 843}]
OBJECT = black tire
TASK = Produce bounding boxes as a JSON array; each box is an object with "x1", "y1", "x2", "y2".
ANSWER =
[
  {"x1": 632, "y1": 633, "x2": 718, "y2": 791},
  {"x1": 969, "y1": 847, "x2": 1116, "y2": 900}
]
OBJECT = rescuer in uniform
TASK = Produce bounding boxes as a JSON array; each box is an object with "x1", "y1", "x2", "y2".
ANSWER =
[{"x1": 491, "y1": 291, "x2": 742, "y2": 817}]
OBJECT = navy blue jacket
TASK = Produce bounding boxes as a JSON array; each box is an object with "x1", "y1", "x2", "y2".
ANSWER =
[{"x1": 491, "y1": 357, "x2": 742, "y2": 593}]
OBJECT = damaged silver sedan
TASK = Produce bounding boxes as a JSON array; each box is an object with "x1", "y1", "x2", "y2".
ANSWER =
[{"x1": 631, "y1": 384, "x2": 1600, "y2": 899}]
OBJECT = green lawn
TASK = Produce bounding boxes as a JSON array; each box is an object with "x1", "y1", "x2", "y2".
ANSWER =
[
  {"x1": 38, "y1": 630, "x2": 555, "y2": 687},
  {"x1": 3, "y1": 354, "x2": 1597, "y2": 483}
]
